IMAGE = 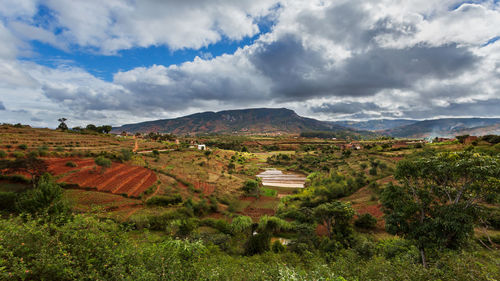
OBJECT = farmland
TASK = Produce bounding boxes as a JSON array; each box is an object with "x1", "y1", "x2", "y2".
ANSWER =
[{"x1": 1, "y1": 125, "x2": 499, "y2": 280}]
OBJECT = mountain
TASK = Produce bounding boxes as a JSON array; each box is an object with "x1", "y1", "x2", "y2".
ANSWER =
[
  {"x1": 113, "y1": 108, "x2": 370, "y2": 136},
  {"x1": 332, "y1": 119, "x2": 417, "y2": 131},
  {"x1": 382, "y1": 118, "x2": 500, "y2": 138}
]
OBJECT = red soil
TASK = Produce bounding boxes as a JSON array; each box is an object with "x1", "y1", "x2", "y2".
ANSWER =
[
  {"x1": 242, "y1": 207, "x2": 275, "y2": 221},
  {"x1": 194, "y1": 181, "x2": 216, "y2": 195},
  {"x1": 43, "y1": 158, "x2": 157, "y2": 198},
  {"x1": 353, "y1": 204, "x2": 384, "y2": 219}
]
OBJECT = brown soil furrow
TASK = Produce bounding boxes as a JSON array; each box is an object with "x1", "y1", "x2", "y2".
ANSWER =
[
  {"x1": 130, "y1": 172, "x2": 157, "y2": 198},
  {"x1": 113, "y1": 169, "x2": 151, "y2": 195},
  {"x1": 57, "y1": 164, "x2": 99, "y2": 184},
  {"x1": 101, "y1": 166, "x2": 144, "y2": 192},
  {"x1": 80, "y1": 163, "x2": 127, "y2": 188},
  {"x1": 98, "y1": 166, "x2": 142, "y2": 191}
]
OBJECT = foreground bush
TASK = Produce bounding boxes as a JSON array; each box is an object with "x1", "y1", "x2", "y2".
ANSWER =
[
  {"x1": 146, "y1": 194, "x2": 183, "y2": 207},
  {"x1": 0, "y1": 215, "x2": 498, "y2": 280}
]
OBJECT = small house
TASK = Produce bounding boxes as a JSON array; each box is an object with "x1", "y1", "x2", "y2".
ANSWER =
[{"x1": 197, "y1": 144, "x2": 206, "y2": 150}]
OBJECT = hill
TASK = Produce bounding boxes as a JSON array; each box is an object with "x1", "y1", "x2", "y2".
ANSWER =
[
  {"x1": 332, "y1": 119, "x2": 417, "y2": 131},
  {"x1": 112, "y1": 108, "x2": 373, "y2": 137},
  {"x1": 383, "y1": 118, "x2": 500, "y2": 138}
]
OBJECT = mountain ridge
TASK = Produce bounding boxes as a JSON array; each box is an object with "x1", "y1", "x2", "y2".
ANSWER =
[
  {"x1": 112, "y1": 108, "x2": 368, "y2": 137},
  {"x1": 112, "y1": 108, "x2": 500, "y2": 138}
]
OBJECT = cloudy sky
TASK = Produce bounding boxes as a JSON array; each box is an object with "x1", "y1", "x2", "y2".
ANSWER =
[{"x1": 0, "y1": 0, "x2": 499, "y2": 127}]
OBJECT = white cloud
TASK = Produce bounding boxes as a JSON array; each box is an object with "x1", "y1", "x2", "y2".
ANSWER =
[{"x1": 0, "y1": 0, "x2": 499, "y2": 127}]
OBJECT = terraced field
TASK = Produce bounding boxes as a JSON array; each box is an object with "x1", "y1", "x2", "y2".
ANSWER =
[
  {"x1": 0, "y1": 125, "x2": 165, "y2": 153},
  {"x1": 47, "y1": 158, "x2": 157, "y2": 198}
]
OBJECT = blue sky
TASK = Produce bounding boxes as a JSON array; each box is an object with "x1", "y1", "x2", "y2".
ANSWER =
[
  {"x1": 0, "y1": 0, "x2": 499, "y2": 127},
  {"x1": 20, "y1": 10, "x2": 275, "y2": 81}
]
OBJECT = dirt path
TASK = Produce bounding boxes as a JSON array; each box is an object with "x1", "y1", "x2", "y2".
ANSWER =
[
  {"x1": 123, "y1": 207, "x2": 141, "y2": 220},
  {"x1": 132, "y1": 139, "x2": 138, "y2": 152},
  {"x1": 137, "y1": 149, "x2": 173, "y2": 154},
  {"x1": 148, "y1": 183, "x2": 162, "y2": 198}
]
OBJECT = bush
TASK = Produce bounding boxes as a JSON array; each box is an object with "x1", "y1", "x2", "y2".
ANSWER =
[
  {"x1": 65, "y1": 161, "x2": 77, "y2": 167},
  {"x1": 354, "y1": 214, "x2": 377, "y2": 230},
  {"x1": 0, "y1": 150, "x2": 7, "y2": 158},
  {"x1": 18, "y1": 144, "x2": 28, "y2": 150},
  {"x1": 0, "y1": 191, "x2": 17, "y2": 211},
  {"x1": 199, "y1": 218, "x2": 231, "y2": 234},
  {"x1": 146, "y1": 194, "x2": 183, "y2": 207},
  {"x1": 94, "y1": 156, "x2": 112, "y2": 171},
  {"x1": 242, "y1": 180, "x2": 259, "y2": 197},
  {"x1": 272, "y1": 240, "x2": 285, "y2": 253},
  {"x1": 120, "y1": 149, "x2": 133, "y2": 161},
  {"x1": 15, "y1": 173, "x2": 69, "y2": 218},
  {"x1": 12, "y1": 151, "x2": 25, "y2": 158}
]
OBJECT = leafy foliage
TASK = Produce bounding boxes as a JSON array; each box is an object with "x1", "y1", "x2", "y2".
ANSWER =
[
  {"x1": 381, "y1": 151, "x2": 500, "y2": 266},
  {"x1": 354, "y1": 213, "x2": 377, "y2": 230},
  {"x1": 15, "y1": 173, "x2": 69, "y2": 218}
]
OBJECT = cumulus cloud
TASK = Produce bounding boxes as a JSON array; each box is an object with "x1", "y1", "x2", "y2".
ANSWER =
[
  {"x1": 0, "y1": 0, "x2": 280, "y2": 54},
  {"x1": 0, "y1": 0, "x2": 499, "y2": 126}
]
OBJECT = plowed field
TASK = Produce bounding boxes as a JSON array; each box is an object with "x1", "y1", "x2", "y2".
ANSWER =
[{"x1": 46, "y1": 158, "x2": 157, "y2": 198}]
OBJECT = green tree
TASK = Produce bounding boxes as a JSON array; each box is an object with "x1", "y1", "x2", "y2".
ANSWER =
[
  {"x1": 245, "y1": 216, "x2": 290, "y2": 255},
  {"x1": 57, "y1": 118, "x2": 68, "y2": 131},
  {"x1": 2, "y1": 156, "x2": 48, "y2": 187},
  {"x1": 16, "y1": 173, "x2": 69, "y2": 217},
  {"x1": 230, "y1": 215, "x2": 253, "y2": 235},
  {"x1": 241, "y1": 179, "x2": 259, "y2": 197},
  {"x1": 381, "y1": 151, "x2": 500, "y2": 267},
  {"x1": 313, "y1": 201, "x2": 355, "y2": 242},
  {"x1": 98, "y1": 125, "x2": 112, "y2": 134},
  {"x1": 86, "y1": 124, "x2": 97, "y2": 131}
]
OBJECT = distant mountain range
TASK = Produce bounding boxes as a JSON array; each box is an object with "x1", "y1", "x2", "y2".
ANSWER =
[
  {"x1": 381, "y1": 118, "x2": 500, "y2": 138},
  {"x1": 332, "y1": 119, "x2": 417, "y2": 131},
  {"x1": 112, "y1": 108, "x2": 372, "y2": 138},
  {"x1": 112, "y1": 108, "x2": 500, "y2": 138}
]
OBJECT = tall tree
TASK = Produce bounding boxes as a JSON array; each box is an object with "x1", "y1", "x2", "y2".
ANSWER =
[
  {"x1": 381, "y1": 151, "x2": 500, "y2": 267},
  {"x1": 3, "y1": 156, "x2": 48, "y2": 187},
  {"x1": 57, "y1": 118, "x2": 68, "y2": 131},
  {"x1": 313, "y1": 201, "x2": 355, "y2": 242}
]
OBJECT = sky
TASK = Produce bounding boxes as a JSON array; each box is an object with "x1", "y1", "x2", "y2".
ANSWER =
[{"x1": 0, "y1": 0, "x2": 499, "y2": 128}]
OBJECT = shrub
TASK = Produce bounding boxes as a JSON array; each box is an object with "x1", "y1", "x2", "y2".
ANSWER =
[
  {"x1": 38, "y1": 149, "x2": 49, "y2": 157},
  {"x1": 0, "y1": 149, "x2": 7, "y2": 158},
  {"x1": 17, "y1": 144, "x2": 28, "y2": 150},
  {"x1": 146, "y1": 194, "x2": 183, "y2": 207},
  {"x1": 12, "y1": 151, "x2": 25, "y2": 158},
  {"x1": 94, "y1": 156, "x2": 112, "y2": 172},
  {"x1": 27, "y1": 151, "x2": 39, "y2": 158},
  {"x1": 272, "y1": 240, "x2": 285, "y2": 253},
  {"x1": 65, "y1": 161, "x2": 77, "y2": 167},
  {"x1": 242, "y1": 180, "x2": 259, "y2": 197},
  {"x1": 354, "y1": 214, "x2": 377, "y2": 230},
  {"x1": 176, "y1": 218, "x2": 200, "y2": 236},
  {"x1": 0, "y1": 191, "x2": 17, "y2": 211},
  {"x1": 120, "y1": 149, "x2": 133, "y2": 161},
  {"x1": 199, "y1": 218, "x2": 231, "y2": 234},
  {"x1": 15, "y1": 173, "x2": 69, "y2": 218}
]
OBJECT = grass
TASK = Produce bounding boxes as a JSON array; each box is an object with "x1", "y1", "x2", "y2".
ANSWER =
[
  {"x1": 63, "y1": 189, "x2": 142, "y2": 218},
  {"x1": 260, "y1": 188, "x2": 277, "y2": 197},
  {"x1": 0, "y1": 125, "x2": 166, "y2": 153}
]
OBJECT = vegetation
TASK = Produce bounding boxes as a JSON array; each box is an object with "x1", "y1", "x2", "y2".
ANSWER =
[
  {"x1": 381, "y1": 150, "x2": 499, "y2": 267},
  {"x1": 0, "y1": 126, "x2": 499, "y2": 280}
]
